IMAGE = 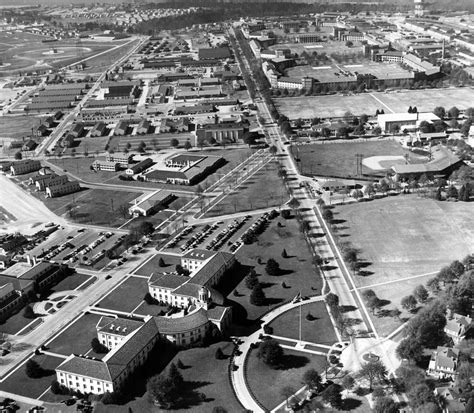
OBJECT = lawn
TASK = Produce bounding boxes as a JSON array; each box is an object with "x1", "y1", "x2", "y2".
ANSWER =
[
  {"x1": 291, "y1": 140, "x2": 418, "y2": 178},
  {"x1": 0, "y1": 308, "x2": 39, "y2": 336},
  {"x1": 49, "y1": 273, "x2": 92, "y2": 293},
  {"x1": 246, "y1": 347, "x2": 326, "y2": 411},
  {"x1": 228, "y1": 216, "x2": 323, "y2": 323},
  {"x1": 333, "y1": 196, "x2": 474, "y2": 336},
  {"x1": 0, "y1": 114, "x2": 42, "y2": 140},
  {"x1": 134, "y1": 253, "x2": 181, "y2": 276},
  {"x1": 96, "y1": 276, "x2": 150, "y2": 313},
  {"x1": 94, "y1": 342, "x2": 240, "y2": 413},
  {"x1": 269, "y1": 301, "x2": 338, "y2": 346},
  {"x1": 204, "y1": 161, "x2": 289, "y2": 217},
  {"x1": 0, "y1": 355, "x2": 63, "y2": 399},
  {"x1": 274, "y1": 87, "x2": 474, "y2": 119},
  {"x1": 37, "y1": 187, "x2": 138, "y2": 227},
  {"x1": 46, "y1": 312, "x2": 103, "y2": 357}
]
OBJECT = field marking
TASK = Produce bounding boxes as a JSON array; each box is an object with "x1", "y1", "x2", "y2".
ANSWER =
[
  {"x1": 354, "y1": 271, "x2": 438, "y2": 291},
  {"x1": 368, "y1": 93, "x2": 395, "y2": 113}
]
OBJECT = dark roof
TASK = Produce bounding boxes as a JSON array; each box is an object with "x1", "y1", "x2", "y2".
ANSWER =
[
  {"x1": 149, "y1": 273, "x2": 189, "y2": 289},
  {"x1": 153, "y1": 308, "x2": 209, "y2": 334},
  {"x1": 207, "y1": 305, "x2": 230, "y2": 322},
  {"x1": 192, "y1": 252, "x2": 234, "y2": 286},
  {"x1": 183, "y1": 249, "x2": 214, "y2": 261},
  {"x1": 172, "y1": 282, "x2": 202, "y2": 299},
  {"x1": 104, "y1": 317, "x2": 158, "y2": 379},
  {"x1": 198, "y1": 47, "x2": 231, "y2": 60},
  {"x1": 96, "y1": 316, "x2": 143, "y2": 337},
  {"x1": 57, "y1": 355, "x2": 111, "y2": 381}
]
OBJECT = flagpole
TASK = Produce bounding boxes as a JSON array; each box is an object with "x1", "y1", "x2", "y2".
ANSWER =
[{"x1": 299, "y1": 290, "x2": 302, "y2": 343}]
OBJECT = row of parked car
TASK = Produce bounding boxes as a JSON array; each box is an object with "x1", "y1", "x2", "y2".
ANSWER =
[
  {"x1": 241, "y1": 210, "x2": 278, "y2": 244},
  {"x1": 206, "y1": 216, "x2": 251, "y2": 251},
  {"x1": 165, "y1": 225, "x2": 194, "y2": 249},
  {"x1": 180, "y1": 223, "x2": 217, "y2": 251}
]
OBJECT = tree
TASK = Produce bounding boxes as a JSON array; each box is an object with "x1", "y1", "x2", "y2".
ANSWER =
[
  {"x1": 413, "y1": 285, "x2": 429, "y2": 303},
  {"x1": 257, "y1": 339, "x2": 283, "y2": 368},
  {"x1": 302, "y1": 369, "x2": 321, "y2": 391},
  {"x1": 265, "y1": 258, "x2": 280, "y2": 276},
  {"x1": 321, "y1": 383, "x2": 343, "y2": 408},
  {"x1": 437, "y1": 266, "x2": 456, "y2": 283},
  {"x1": 447, "y1": 185, "x2": 458, "y2": 199},
  {"x1": 280, "y1": 386, "x2": 296, "y2": 408},
  {"x1": 374, "y1": 397, "x2": 398, "y2": 413},
  {"x1": 250, "y1": 283, "x2": 266, "y2": 306},
  {"x1": 25, "y1": 359, "x2": 43, "y2": 378},
  {"x1": 184, "y1": 140, "x2": 192, "y2": 151},
  {"x1": 367, "y1": 295, "x2": 382, "y2": 314},
  {"x1": 14, "y1": 151, "x2": 22, "y2": 160},
  {"x1": 170, "y1": 138, "x2": 179, "y2": 148},
  {"x1": 288, "y1": 197, "x2": 300, "y2": 210},
  {"x1": 168, "y1": 363, "x2": 183, "y2": 387},
  {"x1": 325, "y1": 293, "x2": 339, "y2": 308},
  {"x1": 91, "y1": 337, "x2": 108, "y2": 353},
  {"x1": 176, "y1": 359, "x2": 185, "y2": 369},
  {"x1": 269, "y1": 145, "x2": 277, "y2": 156},
  {"x1": 136, "y1": 221, "x2": 154, "y2": 236},
  {"x1": 358, "y1": 360, "x2": 387, "y2": 390},
  {"x1": 448, "y1": 106, "x2": 460, "y2": 119},
  {"x1": 322, "y1": 208, "x2": 333, "y2": 222},
  {"x1": 158, "y1": 257, "x2": 165, "y2": 267},
  {"x1": 341, "y1": 374, "x2": 355, "y2": 391},
  {"x1": 245, "y1": 269, "x2": 259, "y2": 289},
  {"x1": 215, "y1": 347, "x2": 225, "y2": 360},
  {"x1": 407, "y1": 383, "x2": 435, "y2": 408},
  {"x1": 212, "y1": 407, "x2": 228, "y2": 413},
  {"x1": 281, "y1": 248, "x2": 288, "y2": 258},
  {"x1": 396, "y1": 337, "x2": 423, "y2": 362},
  {"x1": 401, "y1": 295, "x2": 418, "y2": 312},
  {"x1": 23, "y1": 304, "x2": 35, "y2": 319},
  {"x1": 417, "y1": 402, "x2": 442, "y2": 413},
  {"x1": 146, "y1": 375, "x2": 176, "y2": 409},
  {"x1": 433, "y1": 106, "x2": 446, "y2": 119}
]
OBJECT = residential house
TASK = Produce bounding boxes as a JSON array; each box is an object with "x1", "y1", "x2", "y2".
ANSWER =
[
  {"x1": 114, "y1": 120, "x2": 129, "y2": 136},
  {"x1": 136, "y1": 119, "x2": 151, "y2": 135},
  {"x1": 90, "y1": 122, "x2": 107, "y2": 137},
  {"x1": 69, "y1": 123, "x2": 85, "y2": 139},
  {"x1": 427, "y1": 346, "x2": 459, "y2": 379},
  {"x1": 22, "y1": 140, "x2": 38, "y2": 152},
  {"x1": 434, "y1": 386, "x2": 466, "y2": 413},
  {"x1": 35, "y1": 124, "x2": 49, "y2": 137},
  {"x1": 445, "y1": 313, "x2": 472, "y2": 345}
]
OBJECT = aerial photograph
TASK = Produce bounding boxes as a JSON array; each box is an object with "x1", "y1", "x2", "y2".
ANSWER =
[{"x1": 0, "y1": 0, "x2": 472, "y2": 412}]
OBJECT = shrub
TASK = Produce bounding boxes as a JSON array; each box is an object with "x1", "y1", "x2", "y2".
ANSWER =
[
  {"x1": 263, "y1": 324, "x2": 273, "y2": 335},
  {"x1": 281, "y1": 210, "x2": 291, "y2": 219}
]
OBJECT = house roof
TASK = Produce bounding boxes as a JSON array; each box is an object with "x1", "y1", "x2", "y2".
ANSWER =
[
  {"x1": 153, "y1": 307, "x2": 209, "y2": 334},
  {"x1": 192, "y1": 252, "x2": 234, "y2": 287},
  {"x1": 432, "y1": 346, "x2": 459, "y2": 369},
  {"x1": 182, "y1": 249, "x2": 214, "y2": 261},
  {"x1": 149, "y1": 273, "x2": 189, "y2": 289},
  {"x1": 207, "y1": 305, "x2": 230, "y2": 322},
  {"x1": 56, "y1": 355, "x2": 112, "y2": 382},
  {"x1": 96, "y1": 316, "x2": 143, "y2": 337}
]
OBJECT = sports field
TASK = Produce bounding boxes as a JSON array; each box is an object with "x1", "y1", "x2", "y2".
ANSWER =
[
  {"x1": 336, "y1": 196, "x2": 474, "y2": 285},
  {"x1": 274, "y1": 87, "x2": 474, "y2": 119},
  {"x1": 334, "y1": 196, "x2": 474, "y2": 336},
  {"x1": 292, "y1": 140, "x2": 424, "y2": 178}
]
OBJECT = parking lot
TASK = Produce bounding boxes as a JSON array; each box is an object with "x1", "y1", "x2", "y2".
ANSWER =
[
  {"x1": 160, "y1": 214, "x2": 265, "y2": 255},
  {"x1": 26, "y1": 226, "x2": 124, "y2": 269}
]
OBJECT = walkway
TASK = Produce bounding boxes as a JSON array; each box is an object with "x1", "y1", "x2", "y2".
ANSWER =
[{"x1": 230, "y1": 295, "x2": 331, "y2": 413}]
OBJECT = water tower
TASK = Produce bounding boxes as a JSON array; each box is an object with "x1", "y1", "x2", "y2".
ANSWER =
[{"x1": 414, "y1": 0, "x2": 425, "y2": 17}]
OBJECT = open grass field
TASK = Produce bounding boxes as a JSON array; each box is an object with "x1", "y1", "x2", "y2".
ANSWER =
[
  {"x1": 246, "y1": 347, "x2": 326, "y2": 411},
  {"x1": 96, "y1": 276, "x2": 150, "y2": 313},
  {"x1": 134, "y1": 253, "x2": 181, "y2": 276},
  {"x1": 0, "y1": 354, "x2": 62, "y2": 399},
  {"x1": 268, "y1": 301, "x2": 338, "y2": 346},
  {"x1": 229, "y1": 217, "x2": 323, "y2": 323},
  {"x1": 0, "y1": 309, "x2": 39, "y2": 336},
  {"x1": 37, "y1": 187, "x2": 137, "y2": 227},
  {"x1": 334, "y1": 196, "x2": 474, "y2": 336},
  {"x1": 0, "y1": 114, "x2": 42, "y2": 141},
  {"x1": 49, "y1": 273, "x2": 92, "y2": 293},
  {"x1": 274, "y1": 87, "x2": 474, "y2": 119},
  {"x1": 293, "y1": 140, "x2": 418, "y2": 178},
  {"x1": 46, "y1": 312, "x2": 103, "y2": 357},
  {"x1": 204, "y1": 161, "x2": 288, "y2": 217},
  {"x1": 0, "y1": 31, "x2": 120, "y2": 74}
]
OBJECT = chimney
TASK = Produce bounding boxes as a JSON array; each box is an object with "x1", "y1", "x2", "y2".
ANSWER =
[
  {"x1": 32, "y1": 256, "x2": 37, "y2": 266},
  {"x1": 26, "y1": 255, "x2": 31, "y2": 265}
]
